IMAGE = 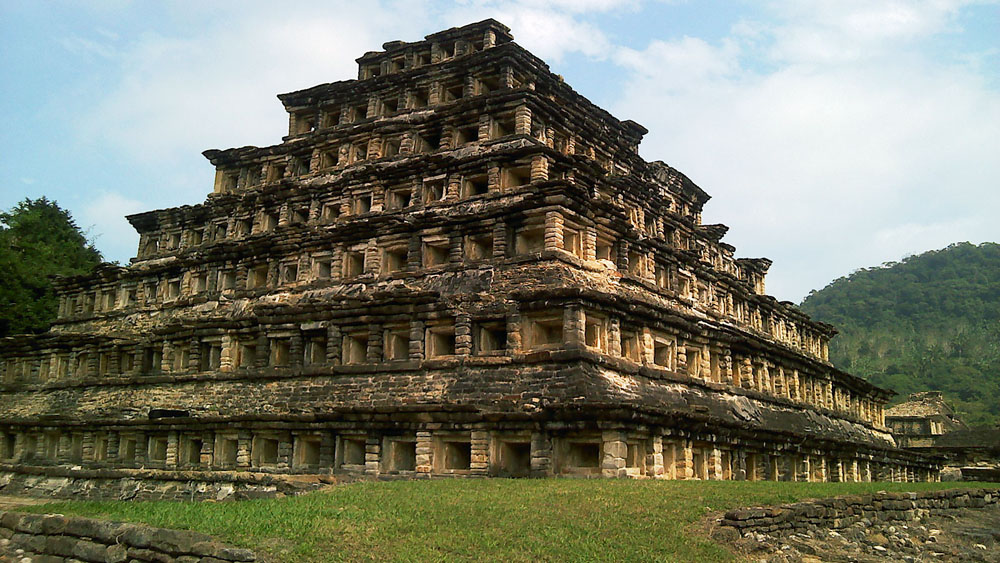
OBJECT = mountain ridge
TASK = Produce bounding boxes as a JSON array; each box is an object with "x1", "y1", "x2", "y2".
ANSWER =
[{"x1": 800, "y1": 241, "x2": 1000, "y2": 425}]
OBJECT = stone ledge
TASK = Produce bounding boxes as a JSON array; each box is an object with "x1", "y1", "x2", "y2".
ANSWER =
[
  {"x1": 0, "y1": 510, "x2": 255, "y2": 563},
  {"x1": 0, "y1": 470, "x2": 326, "y2": 503}
]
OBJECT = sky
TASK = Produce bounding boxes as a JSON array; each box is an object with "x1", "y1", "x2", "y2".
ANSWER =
[{"x1": 1, "y1": 0, "x2": 998, "y2": 303}]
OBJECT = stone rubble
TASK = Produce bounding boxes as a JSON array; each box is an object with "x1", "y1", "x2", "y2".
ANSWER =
[{"x1": 719, "y1": 488, "x2": 1000, "y2": 562}]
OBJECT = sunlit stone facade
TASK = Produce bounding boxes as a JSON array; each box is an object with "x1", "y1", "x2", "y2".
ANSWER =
[{"x1": 0, "y1": 21, "x2": 937, "y2": 497}]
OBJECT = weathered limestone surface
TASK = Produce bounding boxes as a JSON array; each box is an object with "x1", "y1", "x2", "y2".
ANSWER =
[
  {"x1": 0, "y1": 19, "x2": 937, "y2": 496},
  {"x1": 717, "y1": 489, "x2": 1000, "y2": 562},
  {"x1": 720, "y1": 488, "x2": 1000, "y2": 536},
  {"x1": 0, "y1": 468, "x2": 321, "y2": 502},
  {"x1": 887, "y1": 392, "x2": 1000, "y2": 482},
  {"x1": 0, "y1": 510, "x2": 256, "y2": 563}
]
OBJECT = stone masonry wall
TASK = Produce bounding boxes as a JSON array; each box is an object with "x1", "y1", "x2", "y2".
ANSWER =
[
  {"x1": 719, "y1": 487, "x2": 1000, "y2": 537},
  {"x1": 0, "y1": 469, "x2": 321, "y2": 503},
  {"x1": 0, "y1": 510, "x2": 256, "y2": 563}
]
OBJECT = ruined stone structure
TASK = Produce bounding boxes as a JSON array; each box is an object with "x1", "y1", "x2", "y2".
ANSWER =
[
  {"x1": 887, "y1": 392, "x2": 968, "y2": 448},
  {"x1": 887, "y1": 392, "x2": 1000, "y2": 481},
  {"x1": 0, "y1": 20, "x2": 937, "y2": 494}
]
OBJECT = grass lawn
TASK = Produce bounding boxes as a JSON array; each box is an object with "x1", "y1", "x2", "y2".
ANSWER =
[{"x1": 22, "y1": 480, "x2": 996, "y2": 562}]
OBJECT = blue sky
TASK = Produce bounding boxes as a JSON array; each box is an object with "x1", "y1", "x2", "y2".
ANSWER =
[{"x1": 2, "y1": 0, "x2": 998, "y2": 302}]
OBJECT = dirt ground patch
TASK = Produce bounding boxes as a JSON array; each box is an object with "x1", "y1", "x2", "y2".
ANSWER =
[{"x1": 0, "y1": 496, "x2": 49, "y2": 511}]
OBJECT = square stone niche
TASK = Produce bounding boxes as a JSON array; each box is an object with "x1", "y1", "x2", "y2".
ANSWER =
[
  {"x1": 293, "y1": 434, "x2": 322, "y2": 471},
  {"x1": 214, "y1": 434, "x2": 239, "y2": 468},
  {"x1": 554, "y1": 437, "x2": 602, "y2": 476},
  {"x1": 491, "y1": 436, "x2": 531, "y2": 477},
  {"x1": 381, "y1": 436, "x2": 417, "y2": 474},
  {"x1": 433, "y1": 435, "x2": 472, "y2": 473},
  {"x1": 337, "y1": 435, "x2": 367, "y2": 470},
  {"x1": 251, "y1": 434, "x2": 280, "y2": 468}
]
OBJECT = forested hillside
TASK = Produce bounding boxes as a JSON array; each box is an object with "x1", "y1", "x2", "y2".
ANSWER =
[{"x1": 800, "y1": 242, "x2": 1000, "y2": 425}]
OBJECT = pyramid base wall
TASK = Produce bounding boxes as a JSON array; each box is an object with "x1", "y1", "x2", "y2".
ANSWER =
[
  {"x1": 0, "y1": 414, "x2": 940, "y2": 503},
  {"x1": 0, "y1": 357, "x2": 940, "y2": 499}
]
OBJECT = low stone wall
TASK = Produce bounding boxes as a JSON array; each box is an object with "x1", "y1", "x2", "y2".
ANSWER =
[
  {"x1": 719, "y1": 487, "x2": 1000, "y2": 537},
  {"x1": 0, "y1": 468, "x2": 324, "y2": 502},
  {"x1": 0, "y1": 511, "x2": 256, "y2": 563}
]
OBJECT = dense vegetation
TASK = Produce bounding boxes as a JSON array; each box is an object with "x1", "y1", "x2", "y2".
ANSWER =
[
  {"x1": 27, "y1": 479, "x2": 978, "y2": 562},
  {"x1": 800, "y1": 242, "x2": 1000, "y2": 425},
  {"x1": 0, "y1": 197, "x2": 103, "y2": 337}
]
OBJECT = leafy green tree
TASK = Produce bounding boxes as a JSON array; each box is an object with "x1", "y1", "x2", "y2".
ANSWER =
[
  {"x1": 0, "y1": 197, "x2": 103, "y2": 337},
  {"x1": 801, "y1": 242, "x2": 1000, "y2": 425}
]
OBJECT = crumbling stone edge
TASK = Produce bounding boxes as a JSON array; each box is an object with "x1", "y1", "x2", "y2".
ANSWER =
[
  {"x1": 0, "y1": 469, "x2": 327, "y2": 503},
  {"x1": 0, "y1": 510, "x2": 256, "y2": 563},
  {"x1": 713, "y1": 487, "x2": 1000, "y2": 542}
]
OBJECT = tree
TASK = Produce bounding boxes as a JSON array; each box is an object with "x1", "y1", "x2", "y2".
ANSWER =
[
  {"x1": 0, "y1": 197, "x2": 103, "y2": 337},
  {"x1": 800, "y1": 242, "x2": 1000, "y2": 425}
]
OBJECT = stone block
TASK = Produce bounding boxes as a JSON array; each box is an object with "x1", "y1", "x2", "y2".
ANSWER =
[
  {"x1": 120, "y1": 526, "x2": 155, "y2": 550},
  {"x1": 63, "y1": 519, "x2": 128, "y2": 544},
  {"x1": 725, "y1": 508, "x2": 767, "y2": 521},
  {"x1": 149, "y1": 529, "x2": 215, "y2": 555},
  {"x1": 27, "y1": 533, "x2": 49, "y2": 554},
  {"x1": 13, "y1": 513, "x2": 45, "y2": 534},
  {"x1": 40, "y1": 515, "x2": 69, "y2": 535},
  {"x1": 44, "y1": 535, "x2": 80, "y2": 557},
  {"x1": 71, "y1": 539, "x2": 110, "y2": 563},
  {"x1": 105, "y1": 544, "x2": 129, "y2": 563},
  {"x1": 190, "y1": 542, "x2": 255, "y2": 562},
  {"x1": 10, "y1": 531, "x2": 39, "y2": 551},
  {"x1": 127, "y1": 546, "x2": 173, "y2": 563}
]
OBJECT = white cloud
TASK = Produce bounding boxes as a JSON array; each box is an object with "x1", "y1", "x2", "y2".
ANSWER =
[
  {"x1": 444, "y1": 1, "x2": 619, "y2": 61},
  {"x1": 62, "y1": 0, "x2": 636, "y2": 262},
  {"x1": 72, "y1": 0, "x2": 624, "y2": 173},
  {"x1": 872, "y1": 218, "x2": 984, "y2": 251},
  {"x1": 75, "y1": 10, "x2": 393, "y2": 164},
  {"x1": 456, "y1": 0, "x2": 640, "y2": 14},
  {"x1": 59, "y1": 35, "x2": 119, "y2": 60},
  {"x1": 763, "y1": 0, "x2": 978, "y2": 64},
  {"x1": 78, "y1": 191, "x2": 146, "y2": 264},
  {"x1": 57, "y1": 0, "x2": 999, "y2": 296},
  {"x1": 498, "y1": 8, "x2": 612, "y2": 60},
  {"x1": 613, "y1": 0, "x2": 1000, "y2": 301},
  {"x1": 66, "y1": 2, "x2": 431, "y2": 230},
  {"x1": 616, "y1": 36, "x2": 740, "y2": 81}
]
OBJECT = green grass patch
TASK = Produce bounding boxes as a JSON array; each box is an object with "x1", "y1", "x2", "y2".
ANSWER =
[{"x1": 23, "y1": 480, "x2": 996, "y2": 562}]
